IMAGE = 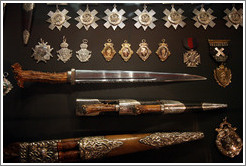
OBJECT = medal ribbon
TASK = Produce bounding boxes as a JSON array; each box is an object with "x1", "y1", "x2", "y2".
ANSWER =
[{"x1": 183, "y1": 38, "x2": 198, "y2": 50}]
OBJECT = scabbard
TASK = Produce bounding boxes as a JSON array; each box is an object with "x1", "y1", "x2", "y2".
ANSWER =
[
  {"x1": 3, "y1": 132, "x2": 204, "y2": 163},
  {"x1": 22, "y1": 3, "x2": 35, "y2": 45}
]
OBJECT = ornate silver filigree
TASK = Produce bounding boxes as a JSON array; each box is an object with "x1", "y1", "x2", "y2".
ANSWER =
[
  {"x1": 192, "y1": 4, "x2": 216, "y2": 29},
  {"x1": 163, "y1": 4, "x2": 186, "y2": 29},
  {"x1": 31, "y1": 39, "x2": 53, "y2": 63},
  {"x1": 75, "y1": 5, "x2": 100, "y2": 30},
  {"x1": 57, "y1": 36, "x2": 72, "y2": 63},
  {"x1": 79, "y1": 136, "x2": 123, "y2": 160},
  {"x1": 19, "y1": 142, "x2": 29, "y2": 162},
  {"x1": 139, "y1": 132, "x2": 204, "y2": 148},
  {"x1": 3, "y1": 72, "x2": 13, "y2": 96},
  {"x1": 224, "y1": 7, "x2": 243, "y2": 29},
  {"x1": 183, "y1": 49, "x2": 201, "y2": 67},
  {"x1": 76, "y1": 39, "x2": 92, "y2": 62},
  {"x1": 133, "y1": 4, "x2": 157, "y2": 31}
]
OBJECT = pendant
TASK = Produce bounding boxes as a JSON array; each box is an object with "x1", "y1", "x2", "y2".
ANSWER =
[
  {"x1": 119, "y1": 40, "x2": 134, "y2": 62},
  {"x1": 3, "y1": 72, "x2": 13, "y2": 96},
  {"x1": 103, "y1": 4, "x2": 127, "y2": 30},
  {"x1": 214, "y1": 64, "x2": 232, "y2": 88},
  {"x1": 215, "y1": 117, "x2": 242, "y2": 158},
  {"x1": 163, "y1": 4, "x2": 186, "y2": 29},
  {"x1": 76, "y1": 39, "x2": 92, "y2": 63},
  {"x1": 183, "y1": 49, "x2": 201, "y2": 67},
  {"x1": 133, "y1": 4, "x2": 157, "y2": 31},
  {"x1": 136, "y1": 39, "x2": 152, "y2": 61},
  {"x1": 192, "y1": 4, "x2": 216, "y2": 29},
  {"x1": 57, "y1": 36, "x2": 72, "y2": 63},
  {"x1": 75, "y1": 5, "x2": 100, "y2": 30},
  {"x1": 156, "y1": 39, "x2": 171, "y2": 62},
  {"x1": 31, "y1": 39, "x2": 53, "y2": 63},
  {"x1": 224, "y1": 6, "x2": 243, "y2": 29},
  {"x1": 46, "y1": 5, "x2": 71, "y2": 31}
]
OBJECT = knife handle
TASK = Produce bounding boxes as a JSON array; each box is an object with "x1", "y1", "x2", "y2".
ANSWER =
[{"x1": 12, "y1": 63, "x2": 68, "y2": 88}]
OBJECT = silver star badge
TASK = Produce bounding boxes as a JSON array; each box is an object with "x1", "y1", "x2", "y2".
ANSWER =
[
  {"x1": 75, "y1": 5, "x2": 100, "y2": 30},
  {"x1": 163, "y1": 4, "x2": 186, "y2": 29},
  {"x1": 224, "y1": 6, "x2": 243, "y2": 29},
  {"x1": 31, "y1": 39, "x2": 53, "y2": 63},
  {"x1": 103, "y1": 4, "x2": 127, "y2": 30},
  {"x1": 192, "y1": 5, "x2": 216, "y2": 29},
  {"x1": 46, "y1": 6, "x2": 71, "y2": 31},
  {"x1": 133, "y1": 4, "x2": 157, "y2": 31}
]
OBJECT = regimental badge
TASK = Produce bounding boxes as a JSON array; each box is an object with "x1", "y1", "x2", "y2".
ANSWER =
[
  {"x1": 183, "y1": 38, "x2": 200, "y2": 67},
  {"x1": 224, "y1": 6, "x2": 243, "y2": 29},
  {"x1": 214, "y1": 64, "x2": 232, "y2": 88},
  {"x1": 133, "y1": 4, "x2": 157, "y2": 31},
  {"x1": 46, "y1": 6, "x2": 71, "y2": 31},
  {"x1": 215, "y1": 117, "x2": 242, "y2": 158},
  {"x1": 156, "y1": 39, "x2": 171, "y2": 62},
  {"x1": 31, "y1": 39, "x2": 53, "y2": 63},
  {"x1": 101, "y1": 39, "x2": 116, "y2": 61},
  {"x1": 163, "y1": 4, "x2": 186, "y2": 29},
  {"x1": 57, "y1": 36, "x2": 72, "y2": 63},
  {"x1": 192, "y1": 4, "x2": 216, "y2": 29},
  {"x1": 75, "y1": 5, "x2": 100, "y2": 30},
  {"x1": 136, "y1": 39, "x2": 152, "y2": 61},
  {"x1": 208, "y1": 39, "x2": 230, "y2": 63},
  {"x1": 119, "y1": 40, "x2": 134, "y2": 62},
  {"x1": 3, "y1": 72, "x2": 13, "y2": 96},
  {"x1": 103, "y1": 4, "x2": 127, "y2": 30},
  {"x1": 76, "y1": 39, "x2": 92, "y2": 63}
]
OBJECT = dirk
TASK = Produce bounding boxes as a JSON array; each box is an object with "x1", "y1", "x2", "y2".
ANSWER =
[
  {"x1": 12, "y1": 63, "x2": 206, "y2": 88},
  {"x1": 76, "y1": 99, "x2": 227, "y2": 116},
  {"x1": 22, "y1": 3, "x2": 35, "y2": 45},
  {"x1": 4, "y1": 132, "x2": 204, "y2": 162}
]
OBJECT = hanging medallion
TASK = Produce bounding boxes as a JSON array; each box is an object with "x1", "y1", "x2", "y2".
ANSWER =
[
  {"x1": 215, "y1": 117, "x2": 243, "y2": 158},
  {"x1": 119, "y1": 40, "x2": 134, "y2": 62},
  {"x1": 103, "y1": 4, "x2": 127, "y2": 30},
  {"x1": 163, "y1": 4, "x2": 186, "y2": 29},
  {"x1": 136, "y1": 39, "x2": 152, "y2": 61},
  {"x1": 192, "y1": 4, "x2": 216, "y2": 29},
  {"x1": 3, "y1": 72, "x2": 13, "y2": 96},
  {"x1": 57, "y1": 36, "x2": 72, "y2": 63},
  {"x1": 101, "y1": 39, "x2": 116, "y2": 61},
  {"x1": 133, "y1": 4, "x2": 157, "y2": 31},
  {"x1": 183, "y1": 38, "x2": 200, "y2": 67},
  {"x1": 224, "y1": 6, "x2": 243, "y2": 29},
  {"x1": 31, "y1": 39, "x2": 53, "y2": 63},
  {"x1": 214, "y1": 64, "x2": 232, "y2": 88},
  {"x1": 76, "y1": 39, "x2": 92, "y2": 63},
  {"x1": 75, "y1": 5, "x2": 100, "y2": 30},
  {"x1": 156, "y1": 39, "x2": 171, "y2": 62},
  {"x1": 46, "y1": 5, "x2": 71, "y2": 31}
]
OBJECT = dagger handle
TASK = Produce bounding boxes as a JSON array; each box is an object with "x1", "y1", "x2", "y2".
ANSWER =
[{"x1": 12, "y1": 63, "x2": 68, "y2": 88}]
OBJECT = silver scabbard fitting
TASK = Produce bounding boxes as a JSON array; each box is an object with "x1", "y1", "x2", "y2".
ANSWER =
[
  {"x1": 67, "y1": 69, "x2": 76, "y2": 85},
  {"x1": 160, "y1": 100, "x2": 186, "y2": 114}
]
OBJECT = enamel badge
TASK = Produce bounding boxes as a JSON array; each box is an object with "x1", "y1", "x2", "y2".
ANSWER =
[
  {"x1": 156, "y1": 39, "x2": 171, "y2": 62},
  {"x1": 76, "y1": 39, "x2": 92, "y2": 62},
  {"x1": 136, "y1": 39, "x2": 152, "y2": 61},
  {"x1": 224, "y1": 6, "x2": 243, "y2": 29},
  {"x1": 183, "y1": 38, "x2": 200, "y2": 67},
  {"x1": 192, "y1": 4, "x2": 216, "y2": 29},
  {"x1": 214, "y1": 64, "x2": 232, "y2": 88},
  {"x1": 101, "y1": 39, "x2": 116, "y2": 61},
  {"x1": 216, "y1": 117, "x2": 242, "y2": 158},
  {"x1": 3, "y1": 72, "x2": 13, "y2": 96},
  {"x1": 75, "y1": 5, "x2": 100, "y2": 30},
  {"x1": 208, "y1": 39, "x2": 230, "y2": 63},
  {"x1": 31, "y1": 39, "x2": 53, "y2": 63},
  {"x1": 163, "y1": 4, "x2": 186, "y2": 29},
  {"x1": 57, "y1": 36, "x2": 72, "y2": 63},
  {"x1": 119, "y1": 40, "x2": 134, "y2": 62}
]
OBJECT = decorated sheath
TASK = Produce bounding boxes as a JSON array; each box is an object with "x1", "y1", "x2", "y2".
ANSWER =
[
  {"x1": 183, "y1": 38, "x2": 200, "y2": 67},
  {"x1": 22, "y1": 3, "x2": 35, "y2": 45}
]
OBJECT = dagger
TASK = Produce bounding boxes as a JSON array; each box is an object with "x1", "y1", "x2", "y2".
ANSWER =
[
  {"x1": 4, "y1": 132, "x2": 204, "y2": 162},
  {"x1": 12, "y1": 63, "x2": 206, "y2": 88},
  {"x1": 22, "y1": 3, "x2": 35, "y2": 45},
  {"x1": 76, "y1": 99, "x2": 227, "y2": 116}
]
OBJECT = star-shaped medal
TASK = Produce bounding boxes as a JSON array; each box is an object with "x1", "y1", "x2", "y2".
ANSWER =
[
  {"x1": 31, "y1": 39, "x2": 53, "y2": 63},
  {"x1": 103, "y1": 4, "x2": 127, "y2": 30},
  {"x1": 75, "y1": 5, "x2": 100, "y2": 30},
  {"x1": 163, "y1": 5, "x2": 186, "y2": 29},
  {"x1": 133, "y1": 4, "x2": 157, "y2": 31},
  {"x1": 224, "y1": 7, "x2": 243, "y2": 29},
  {"x1": 46, "y1": 6, "x2": 71, "y2": 31},
  {"x1": 192, "y1": 5, "x2": 216, "y2": 30}
]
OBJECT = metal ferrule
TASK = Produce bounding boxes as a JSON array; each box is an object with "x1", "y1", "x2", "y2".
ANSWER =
[
  {"x1": 67, "y1": 69, "x2": 76, "y2": 85},
  {"x1": 118, "y1": 99, "x2": 141, "y2": 115},
  {"x1": 160, "y1": 100, "x2": 186, "y2": 114}
]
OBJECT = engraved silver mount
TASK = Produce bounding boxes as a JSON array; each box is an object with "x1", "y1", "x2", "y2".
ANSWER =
[
  {"x1": 57, "y1": 36, "x2": 72, "y2": 63},
  {"x1": 224, "y1": 6, "x2": 243, "y2": 29},
  {"x1": 3, "y1": 72, "x2": 13, "y2": 96},
  {"x1": 31, "y1": 39, "x2": 53, "y2": 63},
  {"x1": 76, "y1": 39, "x2": 92, "y2": 62}
]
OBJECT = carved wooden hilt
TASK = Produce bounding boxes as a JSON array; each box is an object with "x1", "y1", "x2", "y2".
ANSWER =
[{"x1": 12, "y1": 63, "x2": 68, "y2": 88}]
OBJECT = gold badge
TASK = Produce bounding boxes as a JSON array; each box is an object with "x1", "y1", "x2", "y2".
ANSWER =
[
  {"x1": 119, "y1": 40, "x2": 133, "y2": 62},
  {"x1": 156, "y1": 39, "x2": 171, "y2": 62},
  {"x1": 101, "y1": 39, "x2": 116, "y2": 61},
  {"x1": 136, "y1": 39, "x2": 152, "y2": 61},
  {"x1": 214, "y1": 64, "x2": 232, "y2": 88}
]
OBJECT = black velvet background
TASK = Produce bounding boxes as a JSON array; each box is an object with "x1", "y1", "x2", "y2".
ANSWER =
[{"x1": 3, "y1": 3, "x2": 243, "y2": 163}]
